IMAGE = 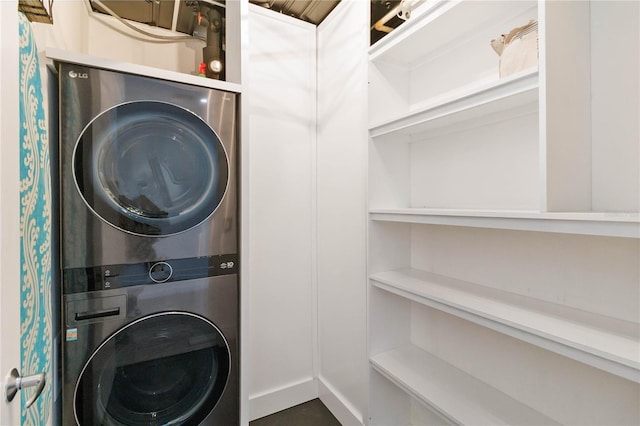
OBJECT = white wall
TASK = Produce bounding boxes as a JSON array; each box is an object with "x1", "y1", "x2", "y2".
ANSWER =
[
  {"x1": 316, "y1": 1, "x2": 369, "y2": 424},
  {"x1": 246, "y1": 3, "x2": 370, "y2": 424},
  {"x1": 246, "y1": 6, "x2": 318, "y2": 421}
]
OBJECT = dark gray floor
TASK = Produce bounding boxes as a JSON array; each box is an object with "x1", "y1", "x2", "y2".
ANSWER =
[{"x1": 249, "y1": 399, "x2": 341, "y2": 426}]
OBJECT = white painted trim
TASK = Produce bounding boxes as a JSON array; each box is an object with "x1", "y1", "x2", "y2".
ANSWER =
[
  {"x1": 248, "y1": 378, "x2": 319, "y2": 421},
  {"x1": 237, "y1": 0, "x2": 250, "y2": 423},
  {"x1": 45, "y1": 47, "x2": 241, "y2": 93},
  {"x1": 310, "y1": 22, "x2": 320, "y2": 383},
  {"x1": 0, "y1": 3, "x2": 22, "y2": 425},
  {"x1": 538, "y1": 0, "x2": 549, "y2": 212},
  {"x1": 318, "y1": 377, "x2": 365, "y2": 426},
  {"x1": 247, "y1": 376, "x2": 367, "y2": 424}
]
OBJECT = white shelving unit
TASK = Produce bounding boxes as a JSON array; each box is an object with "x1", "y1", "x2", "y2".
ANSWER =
[
  {"x1": 370, "y1": 209, "x2": 640, "y2": 238},
  {"x1": 370, "y1": 345, "x2": 559, "y2": 426},
  {"x1": 371, "y1": 268, "x2": 639, "y2": 383},
  {"x1": 367, "y1": 0, "x2": 640, "y2": 424},
  {"x1": 369, "y1": 68, "x2": 538, "y2": 139}
]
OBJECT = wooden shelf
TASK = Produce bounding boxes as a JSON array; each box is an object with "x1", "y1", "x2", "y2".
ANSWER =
[
  {"x1": 369, "y1": 0, "x2": 537, "y2": 67},
  {"x1": 370, "y1": 345, "x2": 560, "y2": 425},
  {"x1": 370, "y1": 268, "x2": 640, "y2": 383},
  {"x1": 369, "y1": 208, "x2": 640, "y2": 238},
  {"x1": 368, "y1": 69, "x2": 538, "y2": 139}
]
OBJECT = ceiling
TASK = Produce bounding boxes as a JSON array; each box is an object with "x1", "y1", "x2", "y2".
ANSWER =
[
  {"x1": 90, "y1": 0, "x2": 341, "y2": 32},
  {"x1": 19, "y1": 0, "x2": 406, "y2": 31},
  {"x1": 250, "y1": 0, "x2": 407, "y2": 45},
  {"x1": 18, "y1": 0, "x2": 54, "y2": 23},
  {"x1": 89, "y1": 0, "x2": 406, "y2": 43},
  {"x1": 249, "y1": 0, "x2": 340, "y2": 25}
]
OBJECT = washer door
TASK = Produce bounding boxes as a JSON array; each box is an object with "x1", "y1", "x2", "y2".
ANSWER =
[
  {"x1": 74, "y1": 101, "x2": 229, "y2": 236},
  {"x1": 74, "y1": 312, "x2": 231, "y2": 426}
]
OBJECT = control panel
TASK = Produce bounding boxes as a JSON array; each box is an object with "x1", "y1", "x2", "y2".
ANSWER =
[{"x1": 63, "y1": 254, "x2": 239, "y2": 294}]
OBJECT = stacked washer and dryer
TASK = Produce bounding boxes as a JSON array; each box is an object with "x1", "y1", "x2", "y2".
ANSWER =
[{"x1": 56, "y1": 62, "x2": 239, "y2": 425}]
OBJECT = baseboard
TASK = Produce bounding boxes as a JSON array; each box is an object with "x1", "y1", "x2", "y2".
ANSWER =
[
  {"x1": 248, "y1": 377, "x2": 319, "y2": 421},
  {"x1": 318, "y1": 377, "x2": 364, "y2": 426}
]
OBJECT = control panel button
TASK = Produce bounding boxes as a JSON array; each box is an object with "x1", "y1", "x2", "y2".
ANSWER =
[{"x1": 149, "y1": 262, "x2": 173, "y2": 283}]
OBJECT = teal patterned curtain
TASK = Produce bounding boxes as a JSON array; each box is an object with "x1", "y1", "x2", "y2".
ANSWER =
[{"x1": 18, "y1": 12, "x2": 52, "y2": 426}]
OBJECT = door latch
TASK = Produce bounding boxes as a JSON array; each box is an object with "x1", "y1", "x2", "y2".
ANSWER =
[{"x1": 5, "y1": 368, "x2": 46, "y2": 409}]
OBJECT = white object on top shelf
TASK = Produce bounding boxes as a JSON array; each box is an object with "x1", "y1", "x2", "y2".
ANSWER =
[
  {"x1": 369, "y1": 68, "x2": 538, "y2": 137},
  {"x1": 369, "y1": 0, "x2": 537, "y2": 66},
  {"x1": 370, "y1": 268, "x2": 640, "y2": 383},
  {"x1": 370, "y1": 345, "x2": 560, "y2": 425},
  {"x1": 369, "y1": 208, "x2": 640, "y2": 238},
  {"x1": 46, "y1": 47, "x2": 242, "y2": 93}
]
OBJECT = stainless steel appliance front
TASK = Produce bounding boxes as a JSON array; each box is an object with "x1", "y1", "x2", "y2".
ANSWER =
[
  {"x1": 62, "y1": 277, "x2": 239, "y2": 425},
  {"x1": 57, "y1": 63, "x2": 240, "y2": 425},
  {"x1": 59, "y1": 63, "x2": 238, "y2": 270}
]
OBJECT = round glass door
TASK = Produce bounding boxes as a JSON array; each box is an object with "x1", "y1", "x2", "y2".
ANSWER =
[
  {"x1": 74, "y1": 101, "x2": 229, "y2": 236},
  {"x1": 74, "y1": 312, "x2": 230, "y2": 426}
]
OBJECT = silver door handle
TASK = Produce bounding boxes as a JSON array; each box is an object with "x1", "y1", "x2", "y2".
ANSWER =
[{"x1": 5, "y1": 368, "x2": 46, "y2": 409}]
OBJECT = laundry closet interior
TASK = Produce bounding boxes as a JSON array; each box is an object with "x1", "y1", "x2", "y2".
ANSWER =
[{"x1": 2, "y1": 0, "x2": 639, "y2": 425}]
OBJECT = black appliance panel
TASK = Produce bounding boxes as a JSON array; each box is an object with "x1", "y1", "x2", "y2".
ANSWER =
[{"x1": 63, "y1": 254, "x2": 239, "y2": 294}]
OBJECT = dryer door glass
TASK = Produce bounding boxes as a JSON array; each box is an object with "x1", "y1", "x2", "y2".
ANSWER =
[
  {"x1": 74, "y1": 312, "x2": 231, "y2": 425},
  {"x1": 74, "y1": 101, "x2": 229, "y2": 236}
]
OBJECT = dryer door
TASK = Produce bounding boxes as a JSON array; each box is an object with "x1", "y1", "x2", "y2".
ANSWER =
[
  {"x1": 74, "y1": 312, "x2": 231, "y2": 425},
  {"x1": 74, "y1": 101, "x2": 229, "y2": 236}
]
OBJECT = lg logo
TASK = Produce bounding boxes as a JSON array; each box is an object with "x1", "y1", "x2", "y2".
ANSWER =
[{"x1": 68, "y1": 70, "x2": 89, "y2": 79}]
